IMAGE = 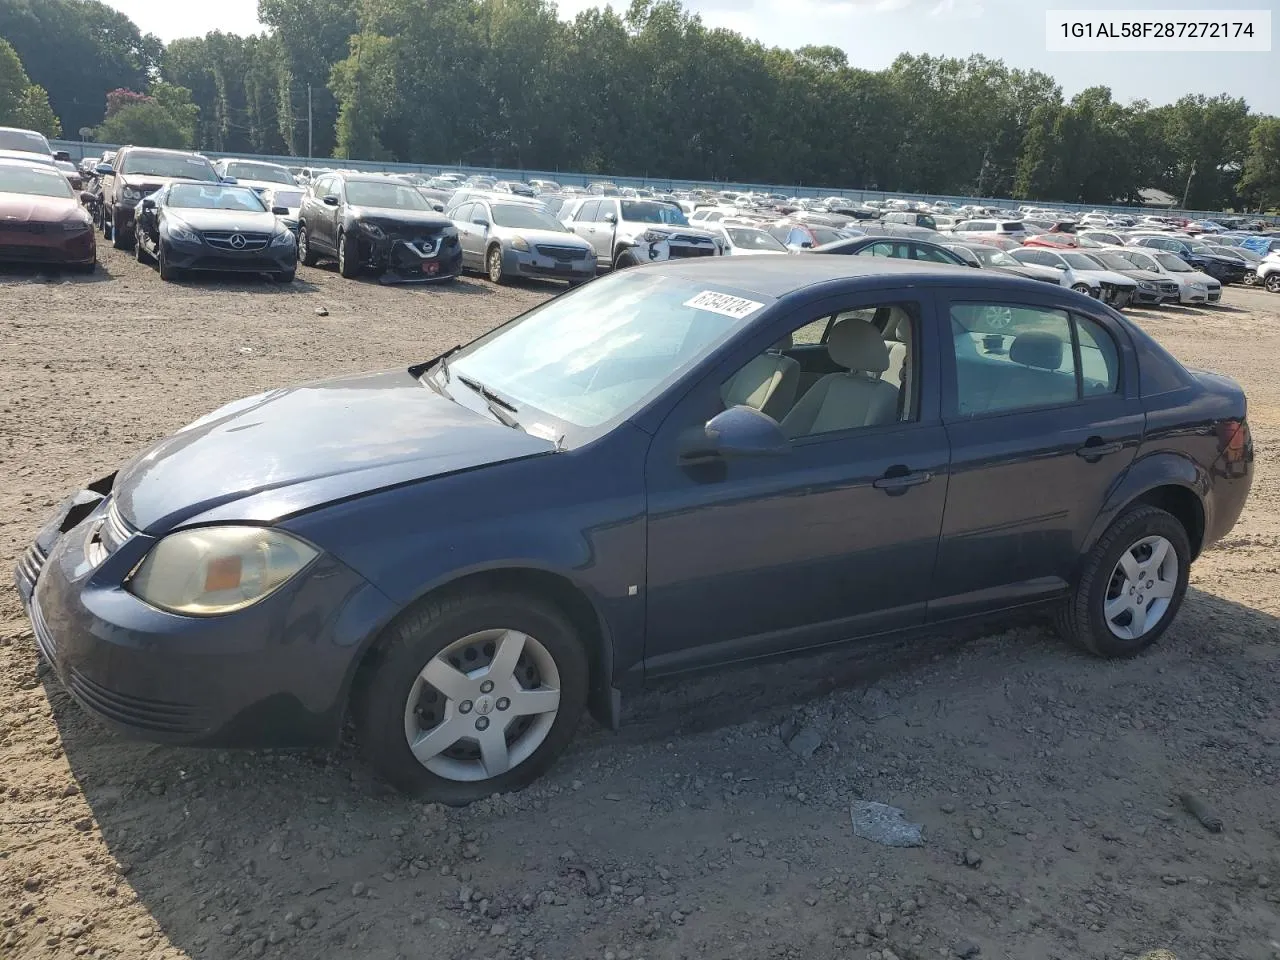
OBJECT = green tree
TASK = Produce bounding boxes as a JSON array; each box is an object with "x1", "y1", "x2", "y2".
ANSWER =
[
  {"x1": 1238, "y1": 117, "x2": 1280, "y2": 211},
  {"x1": 0, "y1": 37, "x2": 61, "y2": 136},
  {"x1": 95, "y1": 83, "x2": 198, "y2": 148}
]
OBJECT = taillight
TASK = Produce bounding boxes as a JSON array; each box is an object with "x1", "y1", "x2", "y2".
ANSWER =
[{"x1": 1217, "y1": 418, "x2": 1250, "y2": 465}]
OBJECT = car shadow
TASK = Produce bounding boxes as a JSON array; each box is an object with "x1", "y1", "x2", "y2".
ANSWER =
[
  {"x1": 0, "y1": 260, "x2": 114, "y2": 285},
  {"x1": 302, "y1": 261, "x2": 495, "y2": 294},
  {"x1": 161, "y1": 272, "x2": 322, "y2": 294},
  {"x1": 33, "y1": 584, "x2": 1275, "y2": 958}
]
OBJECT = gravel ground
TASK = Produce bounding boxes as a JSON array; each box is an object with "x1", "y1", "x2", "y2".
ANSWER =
[{"x1": 2, "y1": 247, "x2": 1279, "y2": 960}]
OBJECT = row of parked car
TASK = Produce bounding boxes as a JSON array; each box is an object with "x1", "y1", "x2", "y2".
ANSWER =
[{"x1": 3, "y1": 130, "x2": 1279, "y2": 300}]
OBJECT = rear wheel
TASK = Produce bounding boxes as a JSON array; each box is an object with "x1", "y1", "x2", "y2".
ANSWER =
[
  {"x1": 337, "y1": 230, "x2": 359, "y2": 278},
  {"x1": 298, "y1": 226, "x2": 319, "y2": 267},
  {"x1": 613, "y1": 249, "x2": 640, "y2": 270},
  {"x1": 1055, "y1": 504, "x2": 1190, "y2": 658},
  {"x1": 1265, "y1": 273, "x2": 1280, "y2": 294},
  {"x1": 357, "y1": 589, "x2": 588, "y2": 804}
]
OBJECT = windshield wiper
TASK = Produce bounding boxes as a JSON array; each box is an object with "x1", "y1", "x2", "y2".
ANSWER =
[
  {"x1": 409, "y1": 344, "x2": 461, "y2": 381},
  {"x1": 456, "y1": 375, "x2": 521, "y2": 429}
]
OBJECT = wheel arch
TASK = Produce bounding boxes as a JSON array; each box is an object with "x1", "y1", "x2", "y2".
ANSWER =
[
  {"x1": 346, "y1": 564, "x2": 618, "y2": 733},
  {"x1": 1085, "y1": 452, "x2": 1209, "y2": 563}
]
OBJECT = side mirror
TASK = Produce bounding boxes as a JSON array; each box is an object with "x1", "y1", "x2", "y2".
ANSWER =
[
  {"x1": 472, "y1": 218, "x2": 489, "y2": 228},
  {"x1": 140, "y1": 197, "x2": 156, "y2": 211},
  {"x1": 220, "y1": 176, "x2": 239, "y2": 185},
  {"x1": 94, "y1": 163, "x2": 113, "y2": 176},
  {"x1": 271, "y1": 206, "x2": 290, "y2": 216},
  {"x1": 603, "y1": 212, "x2": 617, "y2": 224},
  {"x1": 432, "y1": 202, "x2": 444, "y2": 212},
  {"x1": 678, "y1": 406, "x2": 788, "y2": 464},
  {"x1": 1054, "y1": 263, "x2": 1067, "y2": 270},
  {"x1": 322, "y1": 195, "x2": 339, "y2": 207},
  {"x1": 800, "y1": 241, "x2": 813, "y2": 249}
]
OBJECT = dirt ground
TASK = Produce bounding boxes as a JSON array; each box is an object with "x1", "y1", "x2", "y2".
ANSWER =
[{"x1": 1, "y1": 246, "x2": 1279, "y2": 960}]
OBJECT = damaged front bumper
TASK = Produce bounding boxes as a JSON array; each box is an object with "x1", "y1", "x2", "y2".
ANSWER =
[{"x1": 363, "y1": 233, "x2": 463, "y2": 284}]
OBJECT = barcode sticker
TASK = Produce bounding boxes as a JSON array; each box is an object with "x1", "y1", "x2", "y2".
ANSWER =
[{"x1": 683, "y1": 290, "x2": 765, "y2": 320}]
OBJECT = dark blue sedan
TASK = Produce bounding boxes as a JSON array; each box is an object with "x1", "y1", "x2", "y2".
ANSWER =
[{"x1": 15, "y1": 257, "x2": 1253, "y2": 803}]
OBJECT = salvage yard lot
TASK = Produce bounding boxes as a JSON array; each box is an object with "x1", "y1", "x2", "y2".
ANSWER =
[{"x1": 1, "y1": 247, "x2": 1279, "y2": 960}]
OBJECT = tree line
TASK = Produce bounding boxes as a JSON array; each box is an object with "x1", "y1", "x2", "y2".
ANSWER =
[{"x1": 1, "y1": 0, "x2": 1278, "y2": 211}]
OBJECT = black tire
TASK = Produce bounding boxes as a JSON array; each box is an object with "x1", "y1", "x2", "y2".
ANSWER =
[
  {"x1": 157, "y1": 242, "x2": 180, "y2": 282},
  {"x1": 111, "y1": 210, "x2": 131, "y2": 250},
  {"x1": 298, "y1": 226, "x2": 319, "y2": 267},
  {"x1": 274, "y1": 269, "x2": 296, "y2": 284},
  {"x1": 357, "y1": 589, "x2": 589, "y2": 804},
  {"x1": 1071, "y1": 283, "x2": 1091, "y2": 295},
  {"x1": 613, "y1": 249, "x2": 640, "y2": 270},
  {"x1": 1265, "y1": 273, "x2": 1280, "y2": 294},
  {"x1": 337, "y1": 230, "x2": 360, "y2": 278},
  {"x1": 486, "y1": 244, "x2": 507, "y2": 284},
  {"x1": 101, "y1": 204, "x2": 113, "y2": 241},
  {"x1": 1054, "y1": 504, "x2": 1191, "y2": 658}
]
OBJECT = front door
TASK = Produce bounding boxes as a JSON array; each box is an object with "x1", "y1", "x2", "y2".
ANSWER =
[
  {"x1": 930, "y1": 291, "x2": 1144, "y2": 619},
  {"x1": 643, "y1": 295, "x2": 950, "y2": 677},
  {"x1": 451, "y1": 203, "x2": 481, "y2": 268}
]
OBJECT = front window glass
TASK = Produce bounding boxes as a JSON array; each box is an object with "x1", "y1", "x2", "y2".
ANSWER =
[
  {"x1": 345, "y1": 180, "x2": 431, "y2": 209},
  {"x1": 620, "y1": 201, "x2": 688, "y2": 224},
  {"x1": 121, "y1": 151, "x2": 218, "y2": 180},
  {"x1": 490, "y1": 204, "x2": 566, "y2": 231},
  {"x1": 1061, "y1": 253, "x2": 1101, "y2": 270},
  {"x1": 1156, "y1": 253, "x2": 1192, "y2": 272},
  {"x1": 449, "y1": 272, "x2": 770, "y2": 428},
  {"x1": 168, "y1": 184, "x2": 267, "y2": 211}
]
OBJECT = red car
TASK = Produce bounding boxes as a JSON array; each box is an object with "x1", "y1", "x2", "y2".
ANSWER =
[{"x1": 0, "y1": 158, "x2": 96, "y2": 270}]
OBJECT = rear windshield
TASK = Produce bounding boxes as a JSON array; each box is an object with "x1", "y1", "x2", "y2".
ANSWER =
[
  {"x1": 0, "y1": 129, "x2": 50, "y2": 154},
  {"x1": 121, "y1": 151, "x2": 218, "y2": 180},
  {"x1": 1002, "y1": 222, "x2": 1025, "y2": 231},
  {"x1": 224, "y1": 161, "x2": 294, "y2": 185}
]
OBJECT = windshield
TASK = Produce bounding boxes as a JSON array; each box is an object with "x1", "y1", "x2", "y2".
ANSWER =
[
  {"x1": 969, "y1": 245, "x2": 1018, "y2": 267},
  {"x1": 1156, "y1": 253, "x2": 1193, "y2": 272},
  {"x1": 490, "y1": 204, "x2": 565, "y2": 231},
  {"x1": 726, "y1": 228, "x2": 787, "y2": 251},
  {"x1": 121, "y1": 151, "x2": 217, "y2": 180},
  {"x1": 810, "y1": 227, "x2": 844, "y2": 246},
  {"x1": 0, "y1": 129, "x2": 50, "y2": 154},
  {"x1": 1061, "y1": 253, "x2": 1100, "y2": 270},
  {"x1": 224, "y1": 162, "x2": 294, "y2": 185},
  {"x1": 621, "y1": 201, "x2": 688, "y2": 225},
  {"x1": 269, "y1": 189, "x2": 304, "y2": 208},
  {"x1": 0, "y1": 164, "x2": 73, "y2": 199},
  {"x1": 168, "y1": 183, "x2": 268, "y2": 211},
  {"x1": 448, "y1": 272, "x2": 769, "y2": 428},
  {"x1": 345, "y1": 180, "x2": 431, "y2": 210},
  {"x1": 1090, "y1": 253, "x2": 1136, "y2": 271}
]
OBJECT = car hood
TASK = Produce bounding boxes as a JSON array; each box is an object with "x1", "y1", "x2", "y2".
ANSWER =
[
  {"x1": 112, "y1": 369, "x2": 556, "y2": 534},
  {"x1": 0, "y1": 192, "x2": 83, "y2": 222},
  {"x1": 1110, "y1": 268, "x2": 1165, "y2": 283},
  {"x1": 120, "y1": 174, "x2": 216, "y2": 193},
  {"x1": 348, "y1": 206, "x2": 453, "y2": 230},
  {"x1": 992, "y1": 263, "x2": 1063, "y2": 282},
  {"x1": 621, "y1": 222, "x2": 717, "y2": 241},
  {"x1": 166, "y1": 208, "x2": 281, "y2": 232},
  {"x1": 492, "y1": 225, "x2": 591, "y2": 247}
]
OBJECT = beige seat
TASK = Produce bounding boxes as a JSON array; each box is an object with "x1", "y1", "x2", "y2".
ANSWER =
[
  {"x1": 881, "y1": 306, "x2": 914, "y2": 419},
  {"x1": 780, "y1": 319, "x2": 899, "y2": 438},
  {"x1": 720, "y1": 335, "x2": 800, "y2": 421}
]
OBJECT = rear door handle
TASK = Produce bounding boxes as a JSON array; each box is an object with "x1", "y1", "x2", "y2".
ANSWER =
[
  {"x1": 873, "y1": 469, "x2": 933, "y2": 493},
  {"x1": 1076, "y1": 439, "x2": 1123, "y2": 460}
]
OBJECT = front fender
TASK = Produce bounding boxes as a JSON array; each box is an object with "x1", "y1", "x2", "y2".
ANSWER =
[{"x1": 1081, "y1": 450, "x2": 1209, "y2": 557}]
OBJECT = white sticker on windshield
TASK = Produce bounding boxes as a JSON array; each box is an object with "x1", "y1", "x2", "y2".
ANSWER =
[
  {"x1": 526, "y1": 422, "x2": 561, "y2": 442},
  {"x1": 683, "y1": 290, "x2": 765, "y2": 320}
]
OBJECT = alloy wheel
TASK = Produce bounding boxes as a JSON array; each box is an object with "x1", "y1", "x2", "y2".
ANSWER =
[
  {"x1": 337, "y1": 235, "x2": 346, "y2": 273},
  {"x1": 298, "y1": 229, "x2": 309, "y2": 263},
  {"x1": 1266, "y1": 274, "x2": 1280, "y2": 294},
  {"x1": 402, "y1": 629, "x2": 561, "y2": 782},
  {"x1": 488, "y1": 247, "x2": 503, "y2": 283},
  {"x1": 1104, "y1": 535, "x2": 1178, "y2": 641}
]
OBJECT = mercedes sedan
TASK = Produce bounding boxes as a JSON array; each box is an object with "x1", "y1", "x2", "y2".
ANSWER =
[{"x1": 17, "y1": 257, "x2": 1252, "y2": 804}]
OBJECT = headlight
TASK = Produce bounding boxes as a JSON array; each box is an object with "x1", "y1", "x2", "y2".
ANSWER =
[
  {"x1": 1138, "y1": 281, "x2": 1154, "y2": 290},
  {"x1": 359, "y1": 222, "x2": 385, "y2": 239},
  {"x1": 128, "y1": 526, "x2": 318, "y2": 616},
  {"x1": 61, "y1": 217, "x2": 92, "y2": 232},
  {"x1": 122, "y1": 186, "x2": 143, "y2": 202},
  {"x1": 1190, "y1": 281, "x2": 1207, "y2": 291},
  {"x1": 510, "y1": 235, "x2": 530, "y2": 252},
  {"x1": 167, "y1": 219, "x2": 201, "y2": 244},
  {"x1": 270, "y1": 229, "x2": 295, "y2": 248},
  {"x1": 641, "y1": 230, "x2": 667, "y2": 243}
]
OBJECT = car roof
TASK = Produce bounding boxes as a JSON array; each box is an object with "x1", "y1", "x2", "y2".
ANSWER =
[
  {"x1": 652, "y1": 253, "x2": 1033, "y2": 299},
  {"x1": 0, "y1": 156, "x2": 62, "y2": 170}
]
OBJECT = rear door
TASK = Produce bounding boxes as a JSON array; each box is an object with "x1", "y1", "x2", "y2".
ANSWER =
[
  {"x1": 590, "y1": 199, "x2": 619, "y2": 259},
  {"x1": 308, "y1": 177, "x2": 337, "y2": 251},
  {"x1": 931, "y1": 288, "x2": 1144, "y2": 620},
  {"x1": 568, "y1": 199, "x2": 600, "y2": 250}
]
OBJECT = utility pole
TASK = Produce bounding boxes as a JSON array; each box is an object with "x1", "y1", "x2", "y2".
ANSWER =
[
  {"x1": 307, "y1": 85, "x2": 313, "y2": 161},
  {"x1": 1181, "y1": 161, "x2": 1196, "y2": 210}
]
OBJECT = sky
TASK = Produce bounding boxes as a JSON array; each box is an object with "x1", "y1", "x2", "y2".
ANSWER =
[{"x1": 104, "y1": 0, "x2": 1279, "y2": 113}]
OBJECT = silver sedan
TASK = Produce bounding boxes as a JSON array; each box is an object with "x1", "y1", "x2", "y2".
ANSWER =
[{"x1": 450, "y1": 197, "x2": 596, "y2": 284}]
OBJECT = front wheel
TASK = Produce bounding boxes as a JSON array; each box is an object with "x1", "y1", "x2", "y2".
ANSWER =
[
  {"x1": 613, "y1": 249, "x2": 641, "y2": 270},
  {"x1": 274, "y1": 269, "x2": 296, "y2": 284},
  {"x1": 111, "y1": 211, "x2": 131, "y2": 250},
  {"x1": 337, "y1": 230, "x2": 360, "y2": 278},
  {"x1": 135, "y1": 234, "x2": 151, "y2": 264},
  {"x1": 1265, "y1": 273, "x2": 1280, "y2": 294},
  {"x1": 357, "y1": 590, "x2": 589, "y2": 804},
  {"x1": 157, "y1": 241, "x2": 180, "y2": 282},
  {"x1": 1071, "y1": 283, "x2": 1091, "y2": 295},
  {"x1": 298, "y1": 226, "x2": 319, "y2": 267},
  {"x1": 486, "y1": 245, "x2": 507, "y2": 284},
  {"x1": 1055, "y1": 504, "x2": 1190, "y2": 658}
]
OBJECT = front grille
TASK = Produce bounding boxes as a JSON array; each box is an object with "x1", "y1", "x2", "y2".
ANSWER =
[
  {"x1": 1159, "y1": 282, "x2": 1179, "y2": 295},
  {"x1": 536, "y1": 244, "x2": 587, "y2": 260},
  {"x1": 17, "y1": 542, "x2": 47, "y2": 590},
  {"x1": 0, "y1": 221, "x2": 47, "y2": 234},
  {"x1": 667, "y1": 234, "x2": 713, "y2": 245},
  {"x1": 0, "y1": 244, "x2": 56, "y2": 260},
  {"x1": 65, "y1": 666, "x2": 208, "y2": 735},
  {"x1": 203, "y1": 231, "x2": 270, "y2": 252},
  {"x1": 669, "y1": 246, "x2": 716, "y2": 258}
]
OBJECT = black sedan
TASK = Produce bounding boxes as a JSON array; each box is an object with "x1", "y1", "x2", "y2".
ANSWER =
[
  {"x1": 16, "y1": 257, "x2": 1252, "y2": 803},
  {"x1": 297, "y1": 172, "x2": 462, "y2": 282},
  {"x1": 812, "y1": 234, "x2": 972, "y2": 266},
  {"x1": 134, "y1": 182, "x2": 297, "y2": 283}
]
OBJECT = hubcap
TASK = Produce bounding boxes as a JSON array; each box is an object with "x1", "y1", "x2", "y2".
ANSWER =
[
  {"x1": 489, "y1": 250, "x2": 501, "y2": 280},
  {"x1": 338, "y1": 238, "x2": 345, "y2": 270},
  {"x1": 1104, "y1": 535, "x2": 1178, "y2": 640},
  {"x1": 402, "y1": 629, "x2": 561, "y2": 782}
]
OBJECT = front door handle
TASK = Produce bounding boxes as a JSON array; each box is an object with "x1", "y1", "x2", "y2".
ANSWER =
[
  {"x1": 873, "y1": 469, "x2": 933, "y2": 493},
  {"x1": 1076, "y1": 438, "x2": 1124, "y2": 460}
]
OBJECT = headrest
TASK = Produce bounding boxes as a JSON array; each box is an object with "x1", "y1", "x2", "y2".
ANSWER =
[
  {"x1": 1009, "y1": 331, "x2": 1064, "y2": 370},
  {"x1": 882, "y1": 306, "x2": 912, "y2": 343},
  {"x1": 828, "y1": 318, "x2": 890, "y2": 373},
  {"x1": 771, "y1": 333, "x2": 793, "y2": 353}
]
